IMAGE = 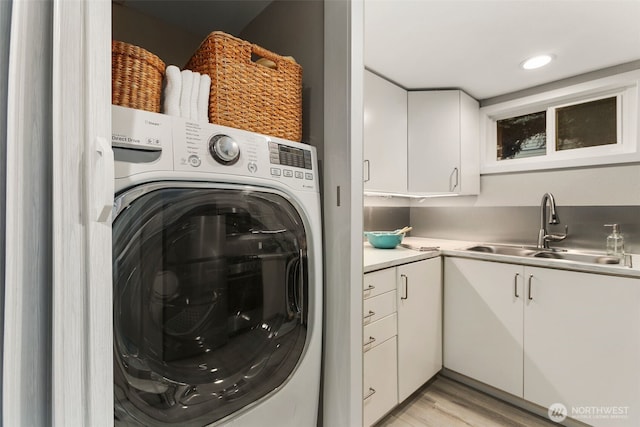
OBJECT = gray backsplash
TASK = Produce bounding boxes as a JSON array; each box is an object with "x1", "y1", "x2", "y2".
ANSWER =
[
  {"x1": 364, "y1": 207, "x2": 411, "y2": 232},
  {"x1": 365, "y1": 206, "x2": 640, "y2": 253}
]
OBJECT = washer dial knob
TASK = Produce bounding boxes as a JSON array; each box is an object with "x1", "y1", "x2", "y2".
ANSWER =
[{"x1": 209, "y1": 134, "x2": 240, "y2": 165}]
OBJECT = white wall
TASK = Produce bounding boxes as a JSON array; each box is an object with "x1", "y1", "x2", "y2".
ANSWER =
[
  {"x1": 112, "y1": 3, "x2": 202, "y2": 67},
  {"x1": 0, "y1": 0, "x2": 10, "y2": 420}
]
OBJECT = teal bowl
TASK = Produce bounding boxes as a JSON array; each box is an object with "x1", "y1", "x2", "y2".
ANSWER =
[{"x1": 364, "y1": 231, "x2": 403, "y2": 249}]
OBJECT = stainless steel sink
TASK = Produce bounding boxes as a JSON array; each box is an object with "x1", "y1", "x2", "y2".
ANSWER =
[
  {"x1": 465, "y1": 245, "x2": 538, "y2": 257},
  {"x1": 465, "y1": 244, "x2": 621, "y2": 265},
  {"x1": 531, "y1": 250, "x2": 621, "y2": 264}
]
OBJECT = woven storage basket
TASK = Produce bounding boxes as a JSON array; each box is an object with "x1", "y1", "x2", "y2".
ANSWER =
[
  {"x1": 185, "y1": 31, "x2": 302, "y2": 141},
  {"x1": 112, "y1": 41, "x2": 166, "y2": 113}
]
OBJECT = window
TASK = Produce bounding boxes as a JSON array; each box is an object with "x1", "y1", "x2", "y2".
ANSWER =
[
  {"x1": 555, "y1": 96, "x2": 617, "y2": 151},
  {"x1": 480, "y1": 70, "x2": 640, "y2": 173},
  {"x1": 497, "y1": 111, "x2": 546, "y2": 160}
]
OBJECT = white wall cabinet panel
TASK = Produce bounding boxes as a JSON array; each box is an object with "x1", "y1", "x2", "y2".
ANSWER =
[
  {"x1": 408, "y1": 90, "x2": 479, "y2": 195},
  {"x1": 363, "y1": 70, "x2": 407, "y2": 194},
  {"x1": 397, "y1": 258, "x2": 442, "y2": 402},
  {"x1": 524, "y1": 267, "x2": 640, "y2": 427},
  {"x1": 444, "y1": 257, "x2": 524, "y2": 397}
]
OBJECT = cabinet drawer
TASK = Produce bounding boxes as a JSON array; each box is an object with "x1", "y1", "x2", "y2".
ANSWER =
[
  {"x1": 363, "y1": 336, "x2": 398, "y2": 427},
  {"x1": 363, "y1": 313, "x2": 397, "y2": 351},
  {"x1": 364, "y1": 268, "x2": 396, "y2": 299},
  {"x1": 363, "y1": 290, "x2": 396, "y2": 325}
]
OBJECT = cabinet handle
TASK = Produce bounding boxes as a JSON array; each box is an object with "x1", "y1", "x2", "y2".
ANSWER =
[
  {"x1": 400, "y1": 274, "x2": 408, "y2": 300},
  {"x1": 364, "y1": 387, "x2": 376, "y2": 400},
  {"x1": 528, "y1": 274, "x2": 534, "y2": 301},
  {"x1": 449, "y1": 167, "x2": 459, "y2": 192},
  {"x1": 364, "y1": 284, "x2": 375, "y2": 293},
  {"x1": 364, "y1": 159, "x2": 370, "y2": 182},
  {"x1": 514, "y1": 273, "x2": 520, "y2": 298},
  {"x1": 363, "y1": 336, "x2": 376, "y2": 349},
  {"x1": 363, "y1": 310, "x2": 376, "y2": 320}
]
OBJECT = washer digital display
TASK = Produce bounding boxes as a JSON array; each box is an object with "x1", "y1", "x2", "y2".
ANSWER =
[{"x1": 269, "y1": 142, "x2": 312, "y2": 170}]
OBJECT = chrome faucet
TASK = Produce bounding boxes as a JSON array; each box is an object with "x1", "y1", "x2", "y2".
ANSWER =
[{"x1": 537, "y1": 192, "x2": 568, "y2": 249}]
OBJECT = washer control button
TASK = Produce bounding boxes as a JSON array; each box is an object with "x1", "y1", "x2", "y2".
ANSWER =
[
  {"x1": 270, "y1": 168, "x2": 282, "y2": 176},
  {"x1": 188, "y1": 155, "x2": 201, "y2": 167},
  {"x1": 283, "y1": 169, "x2": 293, "y2": 177},
  {"x1": 247, "y1": 162, "x2": 258, "y2": 173},
  {"x1": 209, "y1": 134, "x2": 240, "y2": 165},
  {"x1": 295, "y1": 171, "x2": 304, "y2": 179},
  {"x1": 305, "y1": 173, "x2": 313, "y2": 180}
]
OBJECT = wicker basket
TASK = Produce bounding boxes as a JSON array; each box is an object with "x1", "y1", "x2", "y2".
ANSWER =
[
  {"x1": 112, "y1": 41, "x2": 166, "y2": 113},
  {"x1": 185, "y1": 31, "x2": 302, "y2": 141}
]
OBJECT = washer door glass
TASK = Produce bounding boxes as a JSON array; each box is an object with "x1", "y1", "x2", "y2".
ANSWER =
[{"x1": 113, "y1": 186, "x2": 309, "y2": 426}]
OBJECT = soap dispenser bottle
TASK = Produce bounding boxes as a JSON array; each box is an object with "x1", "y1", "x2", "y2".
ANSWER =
[{"x1": 605, "y1": 224, "x2": 625, "y2": 259}]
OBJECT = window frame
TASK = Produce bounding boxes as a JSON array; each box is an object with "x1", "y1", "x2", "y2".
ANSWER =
[{"x1": 480, "y1": 70, "x2": 640, "y2": 174}]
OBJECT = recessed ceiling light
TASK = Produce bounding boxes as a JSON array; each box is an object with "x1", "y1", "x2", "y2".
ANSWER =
[{"x1": 521, "y1": 54, "x2": 554, "y2": 70}]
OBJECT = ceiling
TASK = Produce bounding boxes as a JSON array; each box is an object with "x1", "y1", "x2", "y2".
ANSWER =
[
  {"x1": 364, "y1": 0, "x2": 640, "y2": 100},
  {"x1": 118, "y1": 0, "x2": 272, "y2": 37}
]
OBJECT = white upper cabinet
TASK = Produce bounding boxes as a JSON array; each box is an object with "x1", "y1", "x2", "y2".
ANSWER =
[
  {"x1": 408, "y1": 90, "x2": 480, "y2": 195},
  {"x1": 363, "y1": 70, "x2": 407, "y2": 194}
]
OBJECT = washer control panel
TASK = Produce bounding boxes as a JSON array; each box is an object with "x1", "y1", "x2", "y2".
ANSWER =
[
  {"x1": 112, "y1": 106, "x2": 318, "y2": 193},
  {"x1": 171, "y1": 116, "x2": 317, "y2": 192}
]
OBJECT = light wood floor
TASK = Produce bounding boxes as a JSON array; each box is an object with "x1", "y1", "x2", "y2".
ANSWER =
[{"x1": 375, "y1": 376, "x2": 557, "y2": 427}]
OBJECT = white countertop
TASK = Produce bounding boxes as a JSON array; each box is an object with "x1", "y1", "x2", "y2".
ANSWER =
[
  {"x1": 364, "y1": 236, "x2": 640, "y2": 278},
  {"x1": 363, "y1": 237, "x2": 470, "y2": 273}
]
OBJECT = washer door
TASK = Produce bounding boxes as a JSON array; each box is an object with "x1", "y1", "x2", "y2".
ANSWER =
[{"x1": 113, "y1": 184, "x2": 309, "y2": 426}]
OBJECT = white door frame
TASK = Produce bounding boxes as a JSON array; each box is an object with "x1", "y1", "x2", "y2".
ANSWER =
[{"x1": 51, "y1": 0, "x2": 113, "y2": 425}]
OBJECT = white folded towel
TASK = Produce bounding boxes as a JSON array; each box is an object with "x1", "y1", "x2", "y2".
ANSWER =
[
  {"x1": 162, "y1": 65, "x2": 181, "y2": 117},
  {"x1": 180, "y1": 69, "x2": 194, "y2": 120},
  {"x1": 198, "y1": 74, "x2": 211, "y2": 123},
  {"x1": 189, "y1": 71, "x2": 200, "y2": 121}
]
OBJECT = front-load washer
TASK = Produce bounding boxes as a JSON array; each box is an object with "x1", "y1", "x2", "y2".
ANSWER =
[{"x1": 111, "y1": 105, "x2": 322, "y2": 426}]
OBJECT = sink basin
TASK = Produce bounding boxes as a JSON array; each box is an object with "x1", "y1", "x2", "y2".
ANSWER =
[
  {"x1": 466, "y1": 245, "x2": 538, "y2": 257},
  {"x1": 531, "y1": 251, "x2": 621, "y2": 264},
  {"x1": 465, "y1": 244, "x2": 621, "y2": 265}
]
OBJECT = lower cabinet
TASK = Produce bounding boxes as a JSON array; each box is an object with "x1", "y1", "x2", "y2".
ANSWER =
[
  {"x1": 397, "y1": 258, "x2": 442, "y2": 402},
  {"x1": 444, "y1": 256, "x2": 640, "y2": 427},
  {"x1": 363, "y1": 257, "x2": 442, "y2": 426},
  {"x1": 363, "y1": 336, "x2": 398, "y2": 427}
]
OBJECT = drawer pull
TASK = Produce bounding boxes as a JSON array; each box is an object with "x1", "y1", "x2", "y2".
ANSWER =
[
  {"x1": 364, "y1": 387, "x2": 376, "y2": 400},
  {"x1": 363, "y1": 336, "x2": 376, "y2": 349},
  {"x1": 400, "y1": 274, "x2": 408, "y2": 300},
  {"x1": 364, "y1": 284, "x2": 375, "y2": 292},
  {"x1": 363, "y1": 310, "x2": 375, "y2": 320}
]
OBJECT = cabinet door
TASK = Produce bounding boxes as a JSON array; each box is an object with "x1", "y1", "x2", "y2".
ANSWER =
[
  {"x1": 407, "y1": 90, "x2": 479, "y2": 195},
  {"x1": 363, "y1": 337, "x2": 398, "y2": 427},
  {"x1": 408, "y1": 91, "x2": 461, "y2": 194},
  {"x1": 524, "y1": 267, "x2": 640, "y2": 426},
  {"x1": 444, "y1": 257, "x2": 524, "y2": 397},
  {"x1": 397, "y1": 258, "x2": 442, "y2": 402},
  {"x1": 363, "y1": 70, "x2": 407, "y2": 194}
]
